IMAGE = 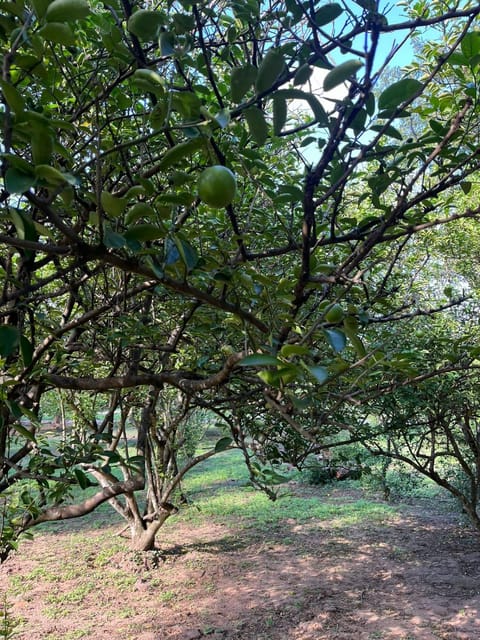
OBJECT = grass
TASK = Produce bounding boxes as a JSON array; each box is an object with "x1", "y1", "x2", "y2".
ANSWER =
[
  {"x1": 158, "y1": 590, "x2": 177, "y2": 603},
  {"x1": 180, "y1": 448, "x2": 250, "y2": 493},
  {"x1": 175, "y1": 486, "x2": 394, "y2": 529},
  {"x1": 168, "y1": 449, "x2": 396, "y2": 533}
]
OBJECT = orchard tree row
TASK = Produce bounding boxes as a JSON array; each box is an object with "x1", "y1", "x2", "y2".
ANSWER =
[{"x1": 1, "y1": 0, "x2": 480, "y2": 558}]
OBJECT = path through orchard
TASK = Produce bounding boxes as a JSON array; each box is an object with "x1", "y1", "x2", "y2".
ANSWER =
[{"x1": 1, "y1": 486, "x2": 479, "y2": 639}]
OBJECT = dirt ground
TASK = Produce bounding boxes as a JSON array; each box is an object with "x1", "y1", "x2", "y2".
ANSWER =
[{"x1": 1, "y1": 487, "x2": 479, "y2": 640}]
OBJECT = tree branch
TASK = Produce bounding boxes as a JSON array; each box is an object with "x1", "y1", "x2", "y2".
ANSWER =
[
  {"x1": 44, "y1": 352, "x2": 247, "y2": 392},
  {"x1": 22, "y1": 476, "x2": 144, "y2": 530}
]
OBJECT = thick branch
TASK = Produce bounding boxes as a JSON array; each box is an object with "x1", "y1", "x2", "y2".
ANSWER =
[
  {"x1": 45, "y1": 351, "x2": 246, "y2": 392},
  {"x1": 22, "y1": 476, "x2": 144, "y2": 530}
]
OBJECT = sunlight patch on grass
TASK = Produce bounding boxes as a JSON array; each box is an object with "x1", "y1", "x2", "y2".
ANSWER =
[
  {"x1": 181, "y1": 449, "x2": 249, "y2": 493},
  {"x1": 174, "y1": 485, "x2": 395, "y2": 530}
]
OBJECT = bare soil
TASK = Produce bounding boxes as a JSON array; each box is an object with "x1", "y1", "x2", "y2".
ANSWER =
[{"x1": 1, "y1": 486, "x2": 479, "y2": 640}]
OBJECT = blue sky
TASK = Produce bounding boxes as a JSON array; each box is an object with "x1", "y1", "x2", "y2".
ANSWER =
[
  {"x1": 350, "y1": 2, "x2": 416, "y2": 71},
  {"x1": 380, "y1": 2, "x2": 416, "y2": 67}
]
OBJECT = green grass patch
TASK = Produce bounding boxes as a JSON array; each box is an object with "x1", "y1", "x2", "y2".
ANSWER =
[
  {"x1": 168, "y1": 449, "x2": 396, "y2": 531},
  {"x1": 175, "y1": 487, "x2": 395, "y2": 530},
  {"x1": 181, "y1": 449, "x2": 249, "y2": 494}
]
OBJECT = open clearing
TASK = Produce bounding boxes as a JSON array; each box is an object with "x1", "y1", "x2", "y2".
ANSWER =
[{"x1": 1, "y1": 466, "x2": 480, "y2": 640}]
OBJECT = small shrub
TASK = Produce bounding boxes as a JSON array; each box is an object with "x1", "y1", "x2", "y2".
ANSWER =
[
  {"x1": 300, "y1": 444, "x2": 364, "y2": 486},
  {"x1": 301, "y1": 456, "x2": 335, "y2": 485},
  {"x1": 361, "y1": 459, "x2": 425, "y2": 501}
]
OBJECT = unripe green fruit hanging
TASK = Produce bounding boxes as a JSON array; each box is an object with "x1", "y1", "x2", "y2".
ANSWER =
[{"x1": 197, "y1": 166, "x2": 237, "y2": 209}]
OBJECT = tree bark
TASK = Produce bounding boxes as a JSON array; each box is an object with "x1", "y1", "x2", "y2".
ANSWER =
[{"x1": 129, "y1": 506, "x2": 175, "y2": 551}]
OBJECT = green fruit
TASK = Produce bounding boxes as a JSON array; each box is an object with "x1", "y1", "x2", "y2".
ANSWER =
[
  {"x1": 127, "y1": 10, "x2": 163, "y2": 41},
  {"x1": 39, "y1": 22, "x2": 76, "y2": 45},
  {"x1": 325, "y1": 303, "x2": 344, "y2": 324},
  {"x1": 197, "y1": 165, "x2": 237, "y2": 209},
  {"x1": 45, "y1": 0, "x2": 90, "y2": 22}
]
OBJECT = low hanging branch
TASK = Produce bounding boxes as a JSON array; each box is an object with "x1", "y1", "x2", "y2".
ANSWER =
[{"x1": 21, "y1": 476, "x2": 145, "y2": 530}]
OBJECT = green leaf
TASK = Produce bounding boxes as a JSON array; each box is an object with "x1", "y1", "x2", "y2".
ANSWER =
[
  {"x1": 20, "y1": 335, "x2": 34, "y2": 367},
  {"x1": 0, "y1": 80, "x2": 25, "y2": 114},
  {"x1": 260, "y1": 468, "x2": 290, "y2": 484},
  {"x1": 35, "y1": 164, "x2": 73, "y2": 186},
  {"x1": 277, "y1": 364, "x2": 301, "y2": 383},
  {"x1": 343, "y1": 317, "x2": 366, "y2": 357},
  {"x1": 156, "y1": 192, "x2": 195, "y2": 207},
  {"x1": 149, "y1": 102, "x2": 167, "y2": 130},
  {"x1": 158, "y1": 138, "x2": 206, "y2": 170},
  {"x1": 215, "y1": 436, "x2": 233, "y2": 452},
  {"x1": 4, "y1": 168, "x2": 35, "y2": 194},
  {"x1": 378, "y1": 79, "x2": 423, "y2": 110},
  {"x1": 274, "y1": 89, "x2": 328, "y2": 125},
  {"x1": 230, "y1": 65, "x2": 257, "y2": 103},
  {"x1": 238, "y1": 354, "x2": 283, "y2": 367},
  {"x1": 365, "y1": 92, "x2": 375, "y2": 116},
  {"x1": 172, "y1": 92, "x2": 202, "y2": 119},
  {"x1": 293, "y1": 64, "x2": 313, "y2": 86},
  {"x1": 429, "y1": 119, "x2": 447, "y2": 136},
  {"x1": 101, "y1": 191, "x2": 128, "y2": 217},
  {"x1": 461, "y1": 31, "x2": 480, "y2": 60},
  {"x1": 103, "y1": 227, "x2": 126, "y2": 249},
  {"x1": 370, "y1": 123, "x2": 403, "y2": 140},
  {"x1": 306, "y1": 365, "x2": 329, "y2": 385},
  {"x1": 9, "y1": 208, "x2": 38, "y2": 243},
  {"x1": 146, "y1": 256, "x2": 164, "y2": 278},
  {"x1": 128, "y1": 9, "x2": 164, "y2": 41},
  {"x1": 31, "y1": 0, "x2": 50, "y2": 18},
  {"x1": 448, "y1": 52, "x2": 469, "y2": 66},
  {"x1": 173, "y1": 236, "x2": 198, "y2": 271},
  {"x1": 324, "y1": 328, "x2": 347, "y2": 353},
  {"x1": 279, "y1": 344, "x2": 310, "y2": 357},
  {"x1": 323, "y1": 60, "x2": 363, "y2": 91},
  {"x1": 274, "y1": 184, "x2": 304, "y2": 204},
  {"x1": 272, "y1": 94, "x2": 287, "y2": 135},
  {"x1": 124, "y1": 223, "x2": 165, "y2": 242},
  {"x1": 255, "y1": 49, "x2": 285, "y2": 94},
  {"x1": 31, "y1": 128, "x2": 54, "y2": 166},
  {"x1": 315, "y1": 3, "x2": 343, "y2": 26},
  {"x1": 131, "y1": 69, "x2": 165, "y2": 96},
  {"x1": 125, "y1": 202, "x2": 156, "y2": 225},
  {"x1": 1, "y1": 154, "x2": 33, "y2": 174},
  {"x1": 257, "y1": 369, "x2": 280, "y2": 386},
  {"x1": 126, "y1": 455, "x2": 145, "y2": 471},
  {"x1": 173, "y1": 13, "x2": 195, "y2": 33},
  {"x1": 12, "y1": 423, "x2": 36, "y2": 443},
  {"x1": 244, "y1": 106, "x2": 269, "y2": 145},
  {"x1": 0, "y1": 325, "x2": 20, "y2": 357},
  {"x1": 73, "y1": 468, "x2": 91, "y2": 489}
]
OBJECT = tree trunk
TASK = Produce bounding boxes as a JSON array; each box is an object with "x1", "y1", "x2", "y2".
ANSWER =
[
  {"x1": 460, "y1": 498, "x2": 480, "y2": 532},
  {"x1": 129, "y1": 511, "x2": 172, "y2": 551}
]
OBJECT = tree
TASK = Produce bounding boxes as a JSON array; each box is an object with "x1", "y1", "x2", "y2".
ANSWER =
[
  {"x1": 2, "y1": 0, "x2": 480, "y2": 558},
  {"x1": 361, "y1": 323, "x2": 480, "y2": 529}
]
